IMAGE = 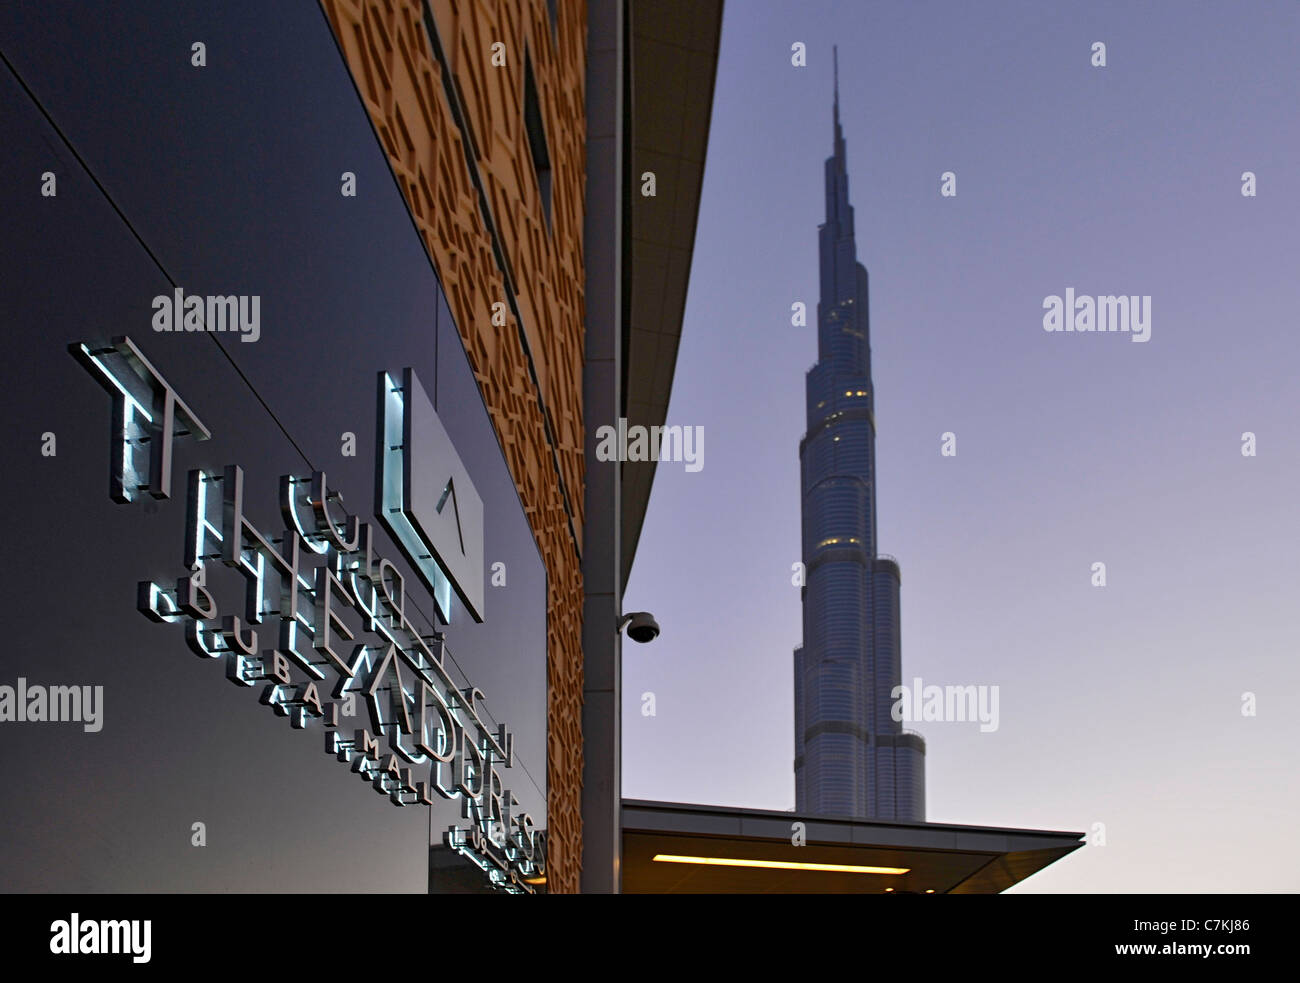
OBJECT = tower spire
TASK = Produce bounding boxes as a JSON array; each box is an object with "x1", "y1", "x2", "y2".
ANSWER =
[
  {"x1": 833, "y1": 45, "x2": 839, "y2": 129},
  {"x1": 831, "y1": 45, "x2": 844, "y2": 163}
]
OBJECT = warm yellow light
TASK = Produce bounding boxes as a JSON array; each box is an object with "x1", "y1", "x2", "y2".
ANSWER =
[
  {"x1": 525, "y1": 875, "x2": 547, "y2": 885},
  {"x1": 885, "y1": 887, "x2": 894, "y2": 893},
  {"x1": 651, "y1": 854, "x2": 909, "y2": 875},
  {"x1": 817, "y1": 536, "x2": 862, "y2": 548},
  {"x1": 925, "y1": 889, "x2": 936, "y2": 894}
]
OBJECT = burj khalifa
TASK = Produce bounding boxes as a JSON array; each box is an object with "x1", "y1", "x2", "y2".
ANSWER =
[{"x1": 793, "y1": 50, "x2": 925, "y2": 821}]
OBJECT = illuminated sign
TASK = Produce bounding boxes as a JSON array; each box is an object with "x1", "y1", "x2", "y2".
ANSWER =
[
  {"x1": 377, "y1": 368, "x2": 485, "y2": 623},
  {"x1": 71, "y1": 337, "x2": 543, "y2": 893},
  {"x1": 69, "y1": 337, "x2": 210, "y2": 502}
]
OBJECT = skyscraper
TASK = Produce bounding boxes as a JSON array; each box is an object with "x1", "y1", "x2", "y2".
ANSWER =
[{"x1": 794, "y1": 50, "x2": 925, "y2": 821}]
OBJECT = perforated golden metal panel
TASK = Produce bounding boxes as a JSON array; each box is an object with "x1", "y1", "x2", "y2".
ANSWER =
[{"x1": 319, "y1": 0, "x2": 587, "y2": 893}]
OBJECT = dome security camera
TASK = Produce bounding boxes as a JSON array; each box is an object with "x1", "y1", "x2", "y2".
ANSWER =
[{"x1": 619, "y1": 611, "x2": 660, "y2": 644}]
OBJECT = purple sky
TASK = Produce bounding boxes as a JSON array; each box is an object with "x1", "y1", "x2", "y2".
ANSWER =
[{"x1": 623, "y1": 0, "x2": 1300, "y2": 892}]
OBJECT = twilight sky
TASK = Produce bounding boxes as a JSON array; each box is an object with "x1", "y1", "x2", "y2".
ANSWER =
[{"x1": 623, "y1": 0, "x2": 1300, "y2": 892}]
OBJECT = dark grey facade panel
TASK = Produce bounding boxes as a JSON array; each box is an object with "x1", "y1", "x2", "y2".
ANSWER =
[{"x1": 0, "y1": 1, "x2": 545, "y2": 892}]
